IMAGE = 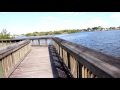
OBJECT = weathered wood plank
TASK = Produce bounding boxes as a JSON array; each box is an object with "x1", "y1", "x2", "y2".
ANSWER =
[
  {"x1": 10, "y1": 47, "x2": 53, "y2": 78},
  {"x1": 0, "y1": 60, "x2": 4, "y2": 78}
]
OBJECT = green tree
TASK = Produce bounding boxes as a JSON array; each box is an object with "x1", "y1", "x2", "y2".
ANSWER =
[
  {"x1": 87, "y1": 28, "x2": 91, "y2": 31},
  {"x1": 26, "y1": 33, "x2": 32, "y2": 36},
  {"x1": 117, "y1": 26, "x2": 120, "y2": 29},
  {"x1": 0, "y1": 29, "x2": 11, "y2": 39}
]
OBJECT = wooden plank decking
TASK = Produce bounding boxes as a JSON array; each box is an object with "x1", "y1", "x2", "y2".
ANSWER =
[{"x1": 9, "y1": 47, "x2": 53, "y2": 78}]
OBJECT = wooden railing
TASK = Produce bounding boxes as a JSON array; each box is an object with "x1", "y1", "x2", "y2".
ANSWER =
[
  {"x1": 0, "y1": 37, "x2": 53, "y2": 47},
  {"x1": 0, "y1": 40, "x2": 31, "y2": 78},
  {"x1": 1, "y1": 36, "x2": 120, "y2": 78},
  {"x1": 0, "y1": 37, "x2": 52, "y2": 78},
  {"x1": 29, "y1": 37, "x2": 53, "y2": 46},
  {"x1": 0, "y1": 39, "x2": 21, "y2": 48},
  {"x1": 53, "y1": 37, "x2": 120, "y2": 78}
]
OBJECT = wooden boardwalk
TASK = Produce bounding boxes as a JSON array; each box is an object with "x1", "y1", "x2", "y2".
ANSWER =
[{"x1": 9, "y1": 47, "x2": 53, "y2": 78}]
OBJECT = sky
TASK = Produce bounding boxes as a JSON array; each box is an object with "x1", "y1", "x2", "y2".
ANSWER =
[{"x1": 0, "y1": 12, "x2": 120, "y2": 35}]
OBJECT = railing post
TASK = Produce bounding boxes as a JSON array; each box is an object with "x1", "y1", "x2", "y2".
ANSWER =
[
  {"x1": 82, "y1": 66, "x2": 85, "y2": 78},
  {"x1": 2, "y1": 41, "x2": 3, "y2": 47},
  {"x1": 5, "y1": 41, "x2": 7, "y2": 46},
  {"x1": 60, "y1": 47, "x2": 63, "y2": 58},
  {"x1": 32, "y1": 40, "x2": 34, "y2": 46},
  {"x1": 38, "y1": 39, "x2": 40, "y2": 46},
  {"x1": 84, "y1": 67, "x2": 87, "y2": 78},
  {"x1": 67, "y1": 52, "x2": 71, "y2": 70},
  {"x1": 45, "y1": 39, "x2": 47, "y2": 46},
  {"x1": 0, "y1": 42, "x2": 1, "y2": 47},
  {"x1": 63, "y1": 49, "x2": 68, "y2": 67},
  {"x1": 78, "y1": 62, "x2": 82, "y2": 78},
  {"x1": 56, "y1": 43, "x2": 58, "y2": 53},
  {"x1": 0, "y1": 60, "x2": 4, "y2": 78},
  {"x1": 9, "y1": 41, "x2": 12, "y2": 45},
  {"x1": 58, "y1": 45, "x2": 60, "y2": 54},
  {"x1": 87, "y1": 70, "x2": 91, "y2": 78},
  {"x1": 11, "y1": 52, "x2": 15, "y2": 66}
]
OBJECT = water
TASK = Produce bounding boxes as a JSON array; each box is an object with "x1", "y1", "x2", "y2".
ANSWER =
[
  {"x1": 16, "y1": 30, "x2": 120, "y2": 58},
  {"x1": 56, "y1": 30, "x2": 120, "y2": 58}
]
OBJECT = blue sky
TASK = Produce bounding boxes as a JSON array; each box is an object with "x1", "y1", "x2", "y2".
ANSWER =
[{"x1": 0, "y1": 12, "x2": 120, "y2": 35}]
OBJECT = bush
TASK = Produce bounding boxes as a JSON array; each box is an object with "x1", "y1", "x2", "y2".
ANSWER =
[{"x1": 0, "y1": 29, "x2": 11, "y2": 39}]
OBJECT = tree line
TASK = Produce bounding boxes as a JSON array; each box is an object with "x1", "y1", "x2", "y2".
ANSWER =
[
  {"x1": 22, "y1": 26, "x2": 120, "y2": 36},
  {"x1": 22, "y1": 29, "x2": 80, "y2": 36},
  {"x1": 1, "y1": 26, "x2": 120, "y2": 39}
]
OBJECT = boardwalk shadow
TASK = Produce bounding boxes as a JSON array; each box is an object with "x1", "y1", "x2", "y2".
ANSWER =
[{"x1": 48, "y1": 45, "x2": 72, "y2": 78}]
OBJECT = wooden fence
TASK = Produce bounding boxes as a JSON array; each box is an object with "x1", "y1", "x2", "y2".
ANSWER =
[{"x1": 0, "y1": 40, "x2": 31, "y2": 78}]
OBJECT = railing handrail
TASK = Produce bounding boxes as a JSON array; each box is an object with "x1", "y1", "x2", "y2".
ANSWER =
[
  {"x1": 53, "y1": 37, "x2": 120, "y2": 78},
  {"x1": 0, "y1": 40, "x2": 30, "y2": 60},
  {"x1": 0, "y1": 37, "x2": 53, "y2": 41}
]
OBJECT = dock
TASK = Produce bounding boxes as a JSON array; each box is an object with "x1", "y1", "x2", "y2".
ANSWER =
[
  {"x1": 10, "y1": 47, "x2": 53, "y2": 78},
  {"x1": 0, "y1": 37, "x2": 120, "y2": 78}
]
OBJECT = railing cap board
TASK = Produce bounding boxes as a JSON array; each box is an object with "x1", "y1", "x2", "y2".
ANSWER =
[
  {"x1": 0, "y1": 37, "x2": 53, "y2": 42},
  {"x1": 53, "y1": 37, "x2": 120, "y2": 78},
  {"x1": 0, "y1": 40, "x2": 30, "y2": 60}
]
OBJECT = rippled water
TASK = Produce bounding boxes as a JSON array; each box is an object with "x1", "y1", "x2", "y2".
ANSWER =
[{"x1": 56, "y1": 30, "x2": 120, "y2": 58}]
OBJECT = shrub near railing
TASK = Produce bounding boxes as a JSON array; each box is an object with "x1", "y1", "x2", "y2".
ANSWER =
[{"x1": 0, "y1": 40, "x2": 31, "y2": 78}]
